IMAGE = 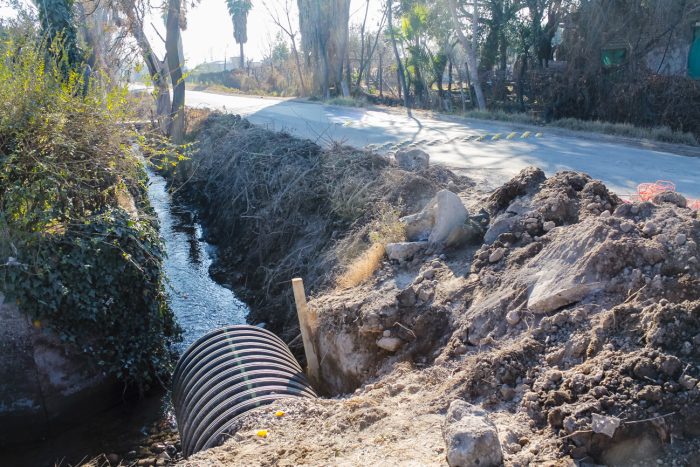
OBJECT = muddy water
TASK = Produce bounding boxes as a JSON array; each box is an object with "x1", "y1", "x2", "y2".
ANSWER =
[{"x1": 3, "y1": 170, "x2": 248, "y2": 466}]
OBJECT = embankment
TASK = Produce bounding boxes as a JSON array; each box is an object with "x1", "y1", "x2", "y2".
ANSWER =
[
  {"x1": 176, "y1": 112, "x2": 700, "y2": 465},
  {"x1": 0, "y1": 41, "x2": 178, "y2": 448}
]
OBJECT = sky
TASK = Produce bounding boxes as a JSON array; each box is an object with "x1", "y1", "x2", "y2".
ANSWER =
[
  {"x1": 0, "y1": 0, "x2": 385, "y2": 68},
  {"x1": 179, "y1": 0, "x2": 385, "y2": 66}
]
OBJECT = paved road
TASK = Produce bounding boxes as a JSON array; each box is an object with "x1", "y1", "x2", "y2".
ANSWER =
[{"x1": 186, "y1": 90, "x2": 700, "y2": 199}]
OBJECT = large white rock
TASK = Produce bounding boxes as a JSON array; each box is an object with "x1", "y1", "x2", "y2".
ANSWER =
[
  {"x1": 528, "y1": 279, "x2": 603, "y2": 314},
  {"x1": 442, "y1": 400, "x2": 503, "y2": 467},
  {"x1": 430, "y1": 190, "x2": 469, "y2": 245},
  {"x1": 395, "y1": 148, "x2": 430, "y2": 171},
  {"x1": 385, "y1": 241, "x2": 428, "y2": 262},
  {"x1": 401, "y1": 190, "x2": 469, "y2": 247}
]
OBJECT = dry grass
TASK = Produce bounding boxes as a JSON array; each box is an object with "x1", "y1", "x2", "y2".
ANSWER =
[{"x1": 336, "y1": 243, "x2": 386, "y2": 289}]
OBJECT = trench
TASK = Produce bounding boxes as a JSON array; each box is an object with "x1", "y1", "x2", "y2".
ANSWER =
[{"x1": 3, "y1": 169, "x2": 249, "y2": 466}]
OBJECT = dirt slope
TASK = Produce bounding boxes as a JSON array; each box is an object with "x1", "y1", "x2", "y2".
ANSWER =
[{"x1": 176, "y1": 163, "x2": 700, "y2": 466}]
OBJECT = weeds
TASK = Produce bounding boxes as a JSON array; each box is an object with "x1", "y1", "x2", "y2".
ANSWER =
[
  {"x1": 459, "y1": 110, "x2": 698, "y2": 146},
  {"x1": 325, "y1": 96, "x2": 368, "y2": 108},
  {"x1": 175, "y1": 112, "x2": 468, "y2": 336},
  {"x1": 0, "y1": 33, "x2": 179, "y2": 389},
  {"x1": 336, "y1": 244, "x2": 385, "y2": 289}
]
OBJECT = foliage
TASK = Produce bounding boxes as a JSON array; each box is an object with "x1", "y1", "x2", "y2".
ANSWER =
[
  {"x1": 226, "y1": 0, "x2": 253, "y2": 48},
  {"x1": 0, "y1": 32, "x2": 179, "y2": 389}
]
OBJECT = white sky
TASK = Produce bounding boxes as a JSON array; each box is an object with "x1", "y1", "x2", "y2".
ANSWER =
[
  {"x1": 0, "y1": 0, "x2": 385, "y2": 67},
  {"x1": 179, "y1": 0, "x2": 385, "y2": 66}
]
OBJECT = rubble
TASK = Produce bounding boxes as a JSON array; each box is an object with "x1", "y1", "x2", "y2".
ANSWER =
[{"x1": 180, "y1": 166, "x2": 700, "y2": 466}]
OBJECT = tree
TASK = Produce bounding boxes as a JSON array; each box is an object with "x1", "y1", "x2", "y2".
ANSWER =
[
  {"x1": 447, "y1": 0, "x2": 486, "y2": 110},
  {"x1": 297, "y1": 0, "x2": 351, "y2": 98},
  {"x1": 264, "y1": 0, "x2": 307, "y2": 95},
  {"x1": 165, "y1": 0, "x2": 185, "y2": 143},
  {"x1": 119, "y1": 0, "x2": 172, "y2": 134},
  {"x1": 387, "y1": 0, "x2": 410, "y2": 107},
  {"x1": 35, "y1": 0, "x2": 83, "y2": 69},
  {"x1": 226, "y1": 0, "x2": 252, "y2": 69}
]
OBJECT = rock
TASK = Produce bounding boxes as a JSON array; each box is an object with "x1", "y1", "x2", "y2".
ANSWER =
[
  {"x1": 484, "y1": 214, "x2": 517, "y2": 245},
  {"x1": 642, "y1": 222, "x2": 657, "y2": 236},
  {"x1": 675, "y1": 233, "x2": 687, "y2": 245},
  {"x1": 620, "y1": 221, "x2": 635, "y2": 233},
  {"x1": 442, "y1": 400, "x2": 503, "y2": 467},
  {"x1": 489, "y1": 248, "x2": 506, "y2": 263},
  {"x1": 600, "y1": 210, "x2": 611, "y2": 218},
  {"x1": 543, "y1": 221, "x2": 556, "y2": 232},
  {"x1": 395, "y1": 148, "x2": 430, "y2": 171},
  {"x1": 528, "y1": 281, "x2": 603, "y2": 314},
  {"x1": 397, "y1": 287, "x2": 416, "y2": 307},
  {"x1": 430, "y1": 190, "x2": 469, "y2": 246},
  {"x1": 382, "y1": 329, "x2": 391, "y2": 337},
  {"x1": 137, "y1": 459, "x2": 155, "y2": 467},
  {"x1": 679, "y1": 375, "x2": 698, "y2": 390},
  {"x1": 385, "y1": 242, "x2": 428, "y2": 262},
  {"x1": 660, "y1": 355, "x2": 682, "y2": 377},
  {"x1": 506, "y1": 310, "x2": 520, "y2": 325},
  {"x1": 157, "y1": 451, "x2": 171, "y2": 461},
  {"x1": 376, "y1": 336, "x2": 403, "y2": 352},
  {"x1": 401, "y1": 190, "x2": 469, "y2": 247},
  {"x1": 421, "y1": 269, "x2": 435, "y2": 280},
  {"x1": 653, "y1": 191, "x2": 687, "y2": 208}
]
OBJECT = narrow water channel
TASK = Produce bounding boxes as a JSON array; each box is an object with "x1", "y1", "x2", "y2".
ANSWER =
[
  {"x1": 146, "y1": 169, "x2": 249, "y2": 349},
  {"x1": 3, "y1": 169, "x2": 248, "y2": 467}
]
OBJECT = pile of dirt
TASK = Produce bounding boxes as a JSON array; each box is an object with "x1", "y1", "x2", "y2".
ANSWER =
[{"x1": 179, "y1": 164, "x2": 700, "y2": 466}]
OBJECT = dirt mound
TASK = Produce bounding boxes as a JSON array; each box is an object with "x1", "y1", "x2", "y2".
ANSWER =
[{"x1": 180, "y1": 165, "x2": 700, "y2": 465}]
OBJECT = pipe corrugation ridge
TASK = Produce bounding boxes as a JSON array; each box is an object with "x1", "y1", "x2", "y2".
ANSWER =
[{"x1": 172, "y1": 325, "x2": 316, "y2": 457}]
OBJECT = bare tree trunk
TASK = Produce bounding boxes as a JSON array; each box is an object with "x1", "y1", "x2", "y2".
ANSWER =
[
  {"x1": 379, "y1": 52, "x2": 383, "y2": 98},
  {"x1": 166, "y1": 0, "x2": 185, "y2": 143},
  {"x1": 447, "y1": 0, "x2": 486, "y2": 110},
  {"x1": 291, "y1": 40, "x2": 307, "y2": 96},
  {"x1": 239, "y1": 42, "x2": 245, "y2": 69},
  {"x1": 387, "y1": 0, "x2": 409, "y2": 109},
  {"x1": 124, "y1": 8, "x2": 171, "y2": 134}
]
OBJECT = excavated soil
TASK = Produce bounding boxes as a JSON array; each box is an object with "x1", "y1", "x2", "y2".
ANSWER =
[{"x1": 176, "y1": 118, "x2": 700, "y2": 466}]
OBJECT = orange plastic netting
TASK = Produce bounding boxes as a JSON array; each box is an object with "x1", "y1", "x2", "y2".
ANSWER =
[{"x1": 633, "y1": 180, "x2": 699, "y2": 210}]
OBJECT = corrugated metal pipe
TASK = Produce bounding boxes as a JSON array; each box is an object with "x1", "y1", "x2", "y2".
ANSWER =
[{"x1": 172, "y1": 325, "x2": 317, "y2": 457}]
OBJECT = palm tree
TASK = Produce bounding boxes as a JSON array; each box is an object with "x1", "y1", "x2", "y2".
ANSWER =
[{"x1": 226, "y1": 0, "x2": 253, "y2": 69}]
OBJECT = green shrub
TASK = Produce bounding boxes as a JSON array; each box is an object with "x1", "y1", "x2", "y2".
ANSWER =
[{"x1": 0, "y1": 33, "x2": 179, "y2": 389}]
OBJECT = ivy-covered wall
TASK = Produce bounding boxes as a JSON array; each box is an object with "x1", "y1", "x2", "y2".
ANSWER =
[{"x1": 0, "y1": 29, "x2": 179, "y2": 393}]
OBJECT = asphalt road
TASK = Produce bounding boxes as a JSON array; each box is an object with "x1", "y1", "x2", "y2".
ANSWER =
[{"x1": 186, "y1": 90, "x2": 700, "y2": 199}]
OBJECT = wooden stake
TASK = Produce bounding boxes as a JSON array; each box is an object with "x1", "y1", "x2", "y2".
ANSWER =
[{"x1": 291, "y1": 278, "x2": 320, "y2": 384}]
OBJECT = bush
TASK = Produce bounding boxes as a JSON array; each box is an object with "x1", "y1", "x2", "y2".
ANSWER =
[{"x1": 0, "y1": 34, "x2": 179, "y2": 389}]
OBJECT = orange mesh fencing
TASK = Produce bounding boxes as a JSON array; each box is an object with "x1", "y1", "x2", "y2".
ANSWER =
[{"x1": 633, "y1": 180, "x2": 698, "y2": 210}]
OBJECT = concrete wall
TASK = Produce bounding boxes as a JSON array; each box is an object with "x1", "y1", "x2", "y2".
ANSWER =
[{"x1": 0, "y1": 293, "x2": 120, "y2": 446}]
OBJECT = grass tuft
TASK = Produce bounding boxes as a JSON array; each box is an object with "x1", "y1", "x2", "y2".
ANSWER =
[{"x1": 336, "y1": 243, "x2": 386, "y2": 289}]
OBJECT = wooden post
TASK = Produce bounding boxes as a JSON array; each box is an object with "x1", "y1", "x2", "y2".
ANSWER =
[{"x1": 291, "y1": 278, "x2": 320, "y2": 385}]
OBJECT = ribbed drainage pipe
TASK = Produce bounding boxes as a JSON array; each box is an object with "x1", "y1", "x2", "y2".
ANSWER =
[{"x1": 172, "y1": 325, "x2": 317, "y2": 457}]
